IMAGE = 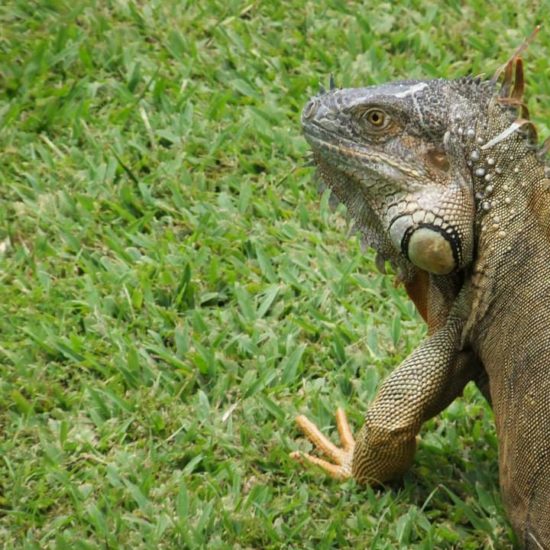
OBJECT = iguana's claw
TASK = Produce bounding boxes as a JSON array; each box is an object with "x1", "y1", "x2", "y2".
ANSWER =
[{"x1": 290, "y1": 408, "x2": 355, "y2": 480}]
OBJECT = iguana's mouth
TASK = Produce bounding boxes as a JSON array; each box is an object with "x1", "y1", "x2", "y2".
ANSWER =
[{"x1": 304, "y1": 129, "x2": 426, "y2": 182}]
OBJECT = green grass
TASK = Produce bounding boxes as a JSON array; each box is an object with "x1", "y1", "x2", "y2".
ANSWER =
[{"x1": 1, "y1": 1, "x2": 548, "y2": 548}]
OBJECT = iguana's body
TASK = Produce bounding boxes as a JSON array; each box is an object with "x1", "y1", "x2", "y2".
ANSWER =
[
  {"x1": 466, "y1": 99, "x2": 550, "y2": 542},
  {"x1": 292, "y1": 52, "x2": 550, "y2": 548}
]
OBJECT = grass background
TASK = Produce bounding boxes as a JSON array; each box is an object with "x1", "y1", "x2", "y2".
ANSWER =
[{"x1": 1, "y1": 1, "x2": 549, "y2": 548}]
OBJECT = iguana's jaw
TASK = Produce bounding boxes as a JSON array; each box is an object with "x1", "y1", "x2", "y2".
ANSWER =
[{"x1": 305, "y1": 130, "x2": 426, "y2": 189}]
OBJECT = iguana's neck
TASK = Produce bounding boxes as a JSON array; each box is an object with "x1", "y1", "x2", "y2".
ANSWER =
[
  {"x1": 457, "y1": 99, "x2": 548, "y2": 277},
  {"x1": 475, "y1": 173, "x2": 543, "y2": 275},
  {"x1": 466, "y1": 131, "x2": 550, "y2": 330}
]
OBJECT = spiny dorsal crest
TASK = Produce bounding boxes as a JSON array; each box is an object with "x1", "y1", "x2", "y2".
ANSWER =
[{"x1": 486, "y1": 26, "x2": 542, "y2": 150}]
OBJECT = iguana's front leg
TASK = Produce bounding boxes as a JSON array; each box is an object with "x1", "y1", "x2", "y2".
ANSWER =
[{"x1": 292, "y1": 317, "x2": 480, "y2": 484}]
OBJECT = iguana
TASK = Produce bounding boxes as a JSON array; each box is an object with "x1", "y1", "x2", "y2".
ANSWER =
[{"x1": 291, "y1": 36, "x2": 550, "y2": 549}]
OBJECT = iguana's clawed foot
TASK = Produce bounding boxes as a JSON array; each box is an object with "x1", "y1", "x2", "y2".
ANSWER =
[{"x1": 290, "y1": 408, "x2": 355, "y2": 480}]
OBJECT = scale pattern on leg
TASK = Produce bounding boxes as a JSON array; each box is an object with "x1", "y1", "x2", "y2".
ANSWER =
[{"x1": 352, "y1": 317, "x2": 477, "y2": 483}]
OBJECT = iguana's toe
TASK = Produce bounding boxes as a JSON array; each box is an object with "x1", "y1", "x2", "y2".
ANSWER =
[{"x1": 290, "y1": 408, "x2": 355, "y2": 480}]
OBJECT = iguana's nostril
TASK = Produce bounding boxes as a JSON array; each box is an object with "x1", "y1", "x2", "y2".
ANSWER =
[{"x1": 302, "y1": 98, "x2": 318, "y2": 120}]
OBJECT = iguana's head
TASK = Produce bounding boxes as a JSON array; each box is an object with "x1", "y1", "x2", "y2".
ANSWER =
[{"x1": 302, "y1": 77, "x2": 494, "y2": 277}]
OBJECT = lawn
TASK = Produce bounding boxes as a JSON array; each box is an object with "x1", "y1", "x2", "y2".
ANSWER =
[{"x1": 1, "y1": 1, "x2": 548, "y2": 548}]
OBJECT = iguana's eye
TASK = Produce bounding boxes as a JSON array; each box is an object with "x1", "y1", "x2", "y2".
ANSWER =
[{"x1": 363, "y1": 108, "x2": 390, "y2": 130}]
